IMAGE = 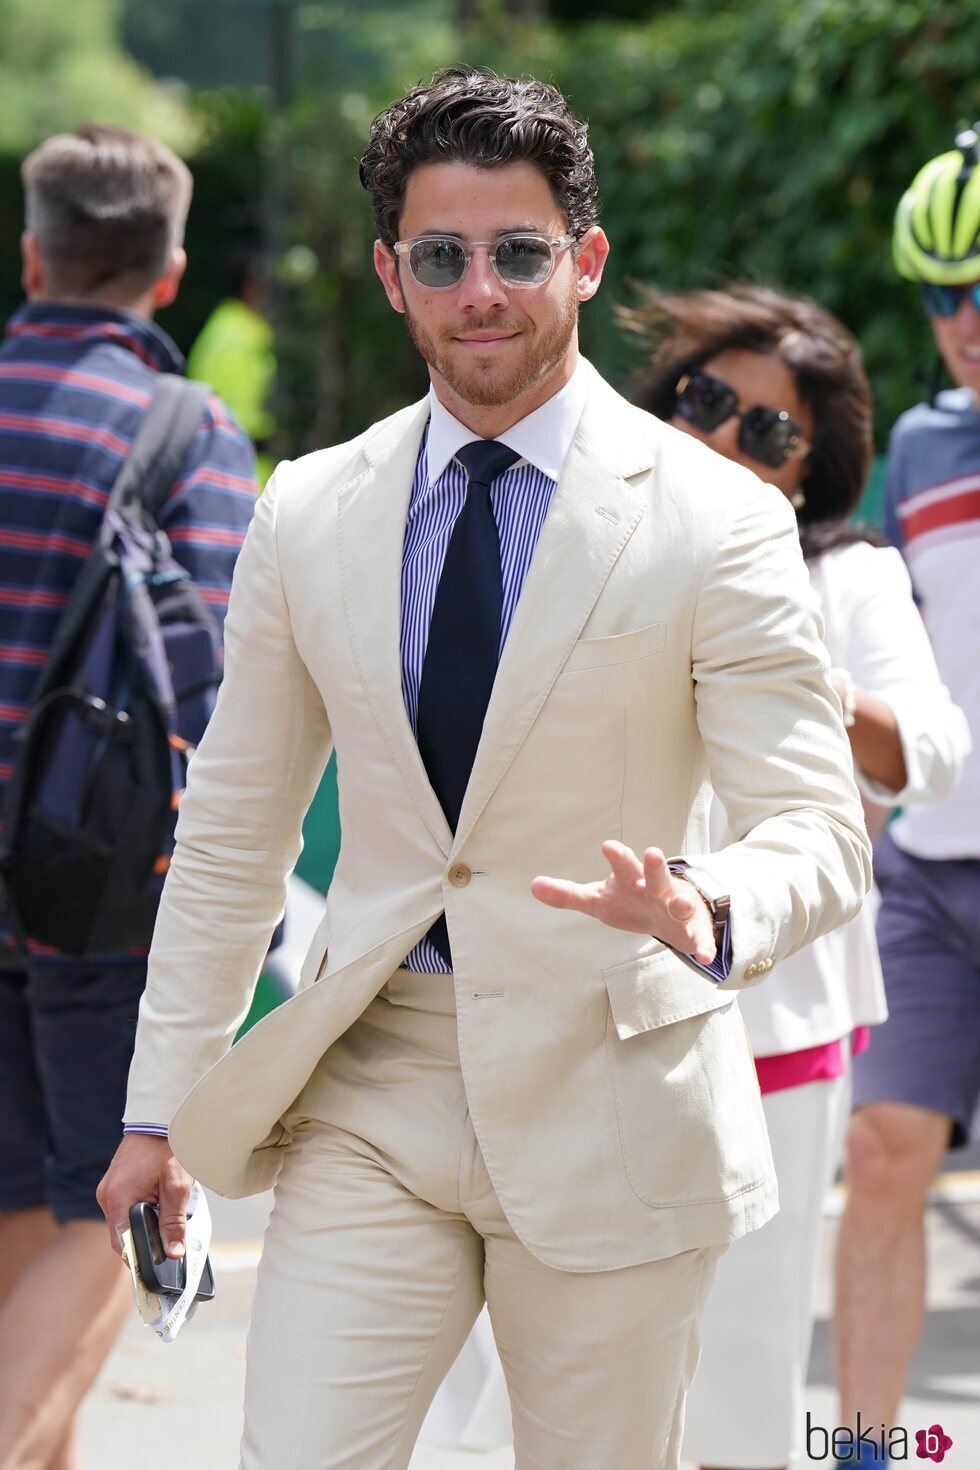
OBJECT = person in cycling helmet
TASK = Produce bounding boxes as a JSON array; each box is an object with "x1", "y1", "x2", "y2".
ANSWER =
[{"x1": 833, "y1": 126, "x2": 980, "y2": 1466}]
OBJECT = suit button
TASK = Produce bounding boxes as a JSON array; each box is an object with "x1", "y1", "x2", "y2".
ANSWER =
[
  {"x1": 746, "y1": 963, "x2": 758, "y2": 978},
  {"x1": 448, "y1": 864, "x2": 472, "y2": 888}
]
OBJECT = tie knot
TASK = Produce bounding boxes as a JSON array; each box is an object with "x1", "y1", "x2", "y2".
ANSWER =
[{"x1": 455, "y1": 439, "x2": 521, "y2": 489}]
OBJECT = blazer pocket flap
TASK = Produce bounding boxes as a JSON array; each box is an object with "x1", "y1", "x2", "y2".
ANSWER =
[
  {"x1": 603, "y1": 949, "x2": 734, "y2": 1039},
  {"x1": 563, "y1": 619, "x2": 667, "y2": 673}
]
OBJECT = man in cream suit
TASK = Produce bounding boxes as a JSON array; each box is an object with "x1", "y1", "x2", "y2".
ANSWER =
[{"x1": 99, "y1": 67, "x2": 871, "y2": 1469}]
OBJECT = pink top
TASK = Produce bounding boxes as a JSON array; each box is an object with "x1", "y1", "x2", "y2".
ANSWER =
[{"x1": 755, "y1": 1026, "x2": 871, "y2": 1096}]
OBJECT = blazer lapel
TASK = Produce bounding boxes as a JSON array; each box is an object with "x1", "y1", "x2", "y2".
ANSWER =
[
  {"x1": 452, "y1": 382, "x2": 650, "y2": 851},
  {"x1": 337, "y1": 399, "x2": 454, "y2": 855}
]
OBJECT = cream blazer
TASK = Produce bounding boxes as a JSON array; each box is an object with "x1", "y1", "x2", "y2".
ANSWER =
[{"x1": 125, "y1": 363, "x2": 871, "y2": 1271}]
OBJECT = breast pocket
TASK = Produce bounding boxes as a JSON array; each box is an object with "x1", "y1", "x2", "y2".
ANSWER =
[
  {"x1": 602, "y1": 949, "x2": 770, "y2": 1208},
  {"x1": 562, "y1": 620, "x2": 667, "y2": 674}
]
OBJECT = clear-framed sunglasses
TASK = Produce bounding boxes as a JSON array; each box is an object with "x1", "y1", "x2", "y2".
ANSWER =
[{"x1": 392, "y1": 233, "x2": 576, "y2": 289}]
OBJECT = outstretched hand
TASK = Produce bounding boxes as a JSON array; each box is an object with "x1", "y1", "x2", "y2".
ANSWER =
[{"x1": 531, "y1": 841, "x2": 717, "y2": 965}]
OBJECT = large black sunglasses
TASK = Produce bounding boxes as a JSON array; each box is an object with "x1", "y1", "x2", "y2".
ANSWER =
[{"x1": 673, "y1": 368, "x2": 810, "y2": 470}]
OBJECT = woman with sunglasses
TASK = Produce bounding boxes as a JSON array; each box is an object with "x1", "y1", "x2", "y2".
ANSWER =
[{"x1": 626, "y1": 283, "x2": 969, "y2": 1470}]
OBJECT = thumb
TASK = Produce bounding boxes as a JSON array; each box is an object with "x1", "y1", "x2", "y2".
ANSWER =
[{"x1": 158, "y1": 1179, "x2": 191, "y2": 1259}]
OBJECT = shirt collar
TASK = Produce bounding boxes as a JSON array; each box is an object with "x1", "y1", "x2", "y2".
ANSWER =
[
  {"x1": 6, "y1": 303, "x2": 185, "y2": 375},
  {"x1": 425, "y1": 356, "x2": 590, "y2": 484}
]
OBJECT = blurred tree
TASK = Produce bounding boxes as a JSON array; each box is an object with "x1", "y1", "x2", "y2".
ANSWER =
[
  {"x1": 122, "y1": 0, "x2": 271, "y2": 89},
  {"x1": 547, "y1": 0, "x2": 672, "y2": 19},
  {"x1": 3, "y1": 0, "x2": 978, "y2": 458},
  {"x1": 259, "y1": 0, "x2": 979, "y2": 450},
  {"x1": 0, "y1": 0, "x2": 192, "y2": 150}
]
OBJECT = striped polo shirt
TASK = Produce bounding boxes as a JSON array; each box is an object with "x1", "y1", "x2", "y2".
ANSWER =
[
  {"x1": 882, "y1": 386, "x2": 980, "y2": 859},
  {"x1": 0, "y1": 302, "x2": 260, "y2": 956}
]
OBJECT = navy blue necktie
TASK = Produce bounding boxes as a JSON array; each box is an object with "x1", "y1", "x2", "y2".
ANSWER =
[{"x1": 416, "y1": 439, "x2": 519, "y2": 965}]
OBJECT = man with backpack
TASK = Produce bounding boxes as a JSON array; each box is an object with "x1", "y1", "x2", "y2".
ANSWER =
[{"x1": 0, "y1": 126, "x2": 258, "y2": 1468}]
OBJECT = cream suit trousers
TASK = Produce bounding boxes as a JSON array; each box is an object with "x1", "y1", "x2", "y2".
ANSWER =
[{"x1": 240, "y1": 970, "x2": 723, "y2": 1470}]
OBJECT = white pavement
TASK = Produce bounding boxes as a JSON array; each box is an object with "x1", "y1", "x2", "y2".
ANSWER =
[{"x1": 81, "y1": 1178, "x2": 980, "y2": 1469}]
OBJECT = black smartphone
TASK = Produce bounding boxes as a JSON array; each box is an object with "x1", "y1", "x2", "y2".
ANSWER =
[{"x1": 128, "y1": 1201, "x2": 215, "y2": 1301}]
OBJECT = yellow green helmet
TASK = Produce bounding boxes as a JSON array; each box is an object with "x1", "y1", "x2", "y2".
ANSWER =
[{"x1": 893, "y1": 126, "x2": 980, "y2": 284}]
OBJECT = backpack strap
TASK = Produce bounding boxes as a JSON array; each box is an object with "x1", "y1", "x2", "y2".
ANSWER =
[
  {"x1": 25, "y1": 376, "x2": 210, "y2": 708},
  {"x1": 109, "y1": 373, "x2": 211, "y2": 525}
]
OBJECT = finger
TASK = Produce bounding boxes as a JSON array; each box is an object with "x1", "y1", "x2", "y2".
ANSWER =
[
  {"x1": 666, "y1": 888, "x2": 696, "y2": 922},
  {"x1": 601, "y1": 840, "x2": 644, "y2": 887},
  {"x1": 97, "y1": 1180, "x2": 129, "y2": 1257},
  {"x1": 158, "y1": 1178, "x2": 192, "y2": 1259},
  {"x1": 641, "y1": 847, "x2": 672, "y2": 900},
  {"x1": 530, "y1": 875, "x2": 601, "y2": 913},
  {"x1": 691, "y1": 936, "x2": 718, "y2": 966}
]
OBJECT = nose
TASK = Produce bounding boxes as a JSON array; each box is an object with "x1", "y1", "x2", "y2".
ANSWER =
[
  {"x1": 456, "y1": 246, "x2": 509, "y2": 312},
  {"x1": 707, "y1": 414, "x2": 742, "y2": 463},
  {"x1": 954, "y1": 292, "x2": 980, "y2": 328}
]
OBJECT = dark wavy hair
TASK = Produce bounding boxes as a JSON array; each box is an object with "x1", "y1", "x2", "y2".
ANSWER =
[
  {"x1": 359, "y1": 65, "x2": 600, "y2": 247},
  {"x1": 625, "y1": 284, "x2": 879, "y2": 559}
]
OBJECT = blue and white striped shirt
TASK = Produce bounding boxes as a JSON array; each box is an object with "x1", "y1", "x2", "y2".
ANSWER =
[{"x1": 401, "y1": 366, "x2": 590, "y2": 972}]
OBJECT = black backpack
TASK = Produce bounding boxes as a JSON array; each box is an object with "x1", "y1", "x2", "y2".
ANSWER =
[{"x1": 0, "y1": 375, "x2": 221, "y2": 956}]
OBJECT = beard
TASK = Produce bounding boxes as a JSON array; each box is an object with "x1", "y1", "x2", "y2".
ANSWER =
[{"x1": 402, "y1": 282, "x2": 579, "y2": 407}]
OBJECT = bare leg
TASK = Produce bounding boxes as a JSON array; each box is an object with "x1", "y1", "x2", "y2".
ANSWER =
[
  {"x1": 0, "y1": 1208, "x2": 63, "y2": 1298},
  {"x1": 0, "y1": 1216, "x2": 130, "y2": 1470},
  {"x1": 0, "y1": 1211, "x2": 80, "y2": 1470},
  {"x1": 834, "y1": 1102, "x2": 950, "y2": 1431},
  {"x1": 44, "y1": 1425, "x2": 80, "y2": 1470}
]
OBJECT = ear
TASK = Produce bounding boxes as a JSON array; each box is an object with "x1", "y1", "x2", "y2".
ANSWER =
[
  {"x1": 150, "y1": 248, "x2": 187, "y2": 310},
  {"x1": 573, "y1": 226, "x2": 610, "y2": 303},
  {"x1": 21, "y1": 231, "x2": 45, "y2": 299},
  {"x1": 374, "y1": 240, "x2": 406, "y2": 315}
]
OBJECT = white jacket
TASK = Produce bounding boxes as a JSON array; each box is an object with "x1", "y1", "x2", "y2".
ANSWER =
[{"x1": 729, "y1": 540, "x2": 970, "y2": 1058}]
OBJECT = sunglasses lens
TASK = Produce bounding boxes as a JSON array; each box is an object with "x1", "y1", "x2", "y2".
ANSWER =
[
  {"x1": 675, "y1": 371, "x2": 738, "y2": 432},
  {"x1": 921, "y1": 282, "x2": 980, "y2": 316},
  {"x1": 739, "y1": 407, "x2": 800, "y2": 469},
  {"x1": 409, "y1": 238, "x2": 467, "y2": 287},
  {"x1": 494, "y1": 236, "x2": 555, "y2": 285},
  {"x1": 921, "y1": 283, "x2": 962, "y2": 318}
]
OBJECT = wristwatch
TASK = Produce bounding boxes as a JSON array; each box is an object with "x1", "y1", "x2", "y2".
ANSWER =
[{"x1": 667, "y1": 861, "x2": 731, "y2": 951}]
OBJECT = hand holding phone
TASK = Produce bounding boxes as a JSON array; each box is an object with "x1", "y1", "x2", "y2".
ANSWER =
[
  {"x1": 128, "y1": 1201, "x2": 215, "y2": 1301},
  {"x1": 121, "y1": 1186, "x2": 215, "y2": 1342}
]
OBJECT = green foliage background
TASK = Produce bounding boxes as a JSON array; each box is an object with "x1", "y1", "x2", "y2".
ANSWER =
[{"x1": 1, "y1": 0, "x2": 978, "y2": 459}]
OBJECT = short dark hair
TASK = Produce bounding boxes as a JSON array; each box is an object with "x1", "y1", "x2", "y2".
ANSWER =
[
  {"x1": 359, "y1": 65, "x2": 599, "y2": 246},
  {"x1": 626, "y1": 284, "x2": 874, "y2": 537},
  {"x1": 22, "y1": 125, "x2": 192, "y2": 297}
]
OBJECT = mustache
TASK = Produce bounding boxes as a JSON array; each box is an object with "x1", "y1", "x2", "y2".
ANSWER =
[{"x1": 441, "y1": 319, "x2": 527, "y2": 340}]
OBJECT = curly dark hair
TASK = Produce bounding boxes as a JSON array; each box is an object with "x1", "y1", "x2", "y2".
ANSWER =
[
  {"x1": 359, "y1": 65, "x2": 599, "y2": 247},
  {"x1": 624, "y1": 284, "x2": 878, "y2": 558}
]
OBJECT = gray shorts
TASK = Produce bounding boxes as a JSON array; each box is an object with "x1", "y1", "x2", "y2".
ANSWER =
[{"x1": 852, "y1": 833, "x2": 980, "y2": 1148}]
